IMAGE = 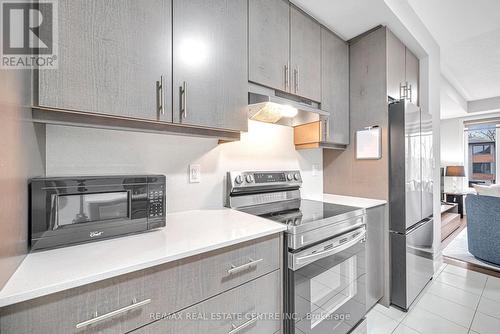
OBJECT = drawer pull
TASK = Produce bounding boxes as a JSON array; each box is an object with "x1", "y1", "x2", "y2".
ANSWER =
[
  {"x1": 227, "y1": 258, "x2": 263, "y2": 275},
  {"x1": 75, "y1": 298, "x2": 151, "y2": 329},
  {"x1": 228, "y1": 316, "x2": 258, "y2": 334}
]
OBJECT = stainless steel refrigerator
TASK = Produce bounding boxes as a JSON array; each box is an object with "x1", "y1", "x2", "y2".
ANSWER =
[{"x1": 389, "y1": 100, "x2": 435, "y2": 311}]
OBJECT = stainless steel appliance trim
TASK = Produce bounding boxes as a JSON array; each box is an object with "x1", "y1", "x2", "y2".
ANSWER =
[
  {"x1": 287, "y1": 213, "x2": 365, "y2": 249},
  {"x1": 228, "y1": 189, "x2": 301, "y2": 209},
  {"x1": 75, "y1": 298, "x2": 152, "y2": 329},
  {"x1": 228, "y1": 316, "x2": 259, "y2": 334},
  {"x1": 287, "y1": 209, "x2": 365, "y2": 235},
  {"x1": 227, "y1": 171, "x2": 302, "y2": 194},
  {"x1": 227, "y1": 258, "x2": 263, "y2": 275},
  {"x1": 289, "y1": 227, "x2": 366, "y2": 271}
]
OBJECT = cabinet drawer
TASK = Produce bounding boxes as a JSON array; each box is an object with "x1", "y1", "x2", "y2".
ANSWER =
[
  {"x1": 134, "y1": 270, "x2": 281, "y2": 334},
  {"x1": 0, "y1": 235, "x2": 280, "y2": 334}
]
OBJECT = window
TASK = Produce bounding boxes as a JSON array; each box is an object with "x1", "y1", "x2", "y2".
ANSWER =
[
  {"x1": 473, "y1": 163, "x2": 492, "y2": 174},
  {"x1": 472, "y1": 144, "x2": 492, "y2": 155},
  {"x1": 466, "y1": 124, "x2": 496, "y2": 184}
]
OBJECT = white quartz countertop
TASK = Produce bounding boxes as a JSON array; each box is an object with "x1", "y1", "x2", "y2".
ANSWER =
[
  {"x1": 305, "y1": 194, "x2": 387, "y2": 209},
  {"x1": 0, "y1": 209, "x2": 286, "y2": 308}
]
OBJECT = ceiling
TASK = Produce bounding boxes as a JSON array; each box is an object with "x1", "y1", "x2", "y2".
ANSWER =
[
  {"x1": 294, "y1": 0, "x2": 500, "y2": 119},
  {"x1": 408, "y1": 0, "x2": 500, "y2": 102},
  {"x1": 292, "y1": 0, "x2": 390, "y2": 41}
]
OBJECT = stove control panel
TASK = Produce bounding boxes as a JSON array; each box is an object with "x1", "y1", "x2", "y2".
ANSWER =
[{"x1": 227, "y1": 170, "x2": 302, "y2": 192}]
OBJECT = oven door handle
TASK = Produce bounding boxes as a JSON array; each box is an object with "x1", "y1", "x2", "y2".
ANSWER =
[{"x1": 292, "y1": 229, "x2": 366, "y2": 270}]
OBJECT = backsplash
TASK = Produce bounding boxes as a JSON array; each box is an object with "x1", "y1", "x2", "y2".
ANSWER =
[{"x1": 45, "y1": 120, "x2": 323, "y2": 212}]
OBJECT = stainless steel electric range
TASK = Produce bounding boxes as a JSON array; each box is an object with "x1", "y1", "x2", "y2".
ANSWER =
[{"x1": 226, "y1": 170, "x2": 367, "y2": 334}]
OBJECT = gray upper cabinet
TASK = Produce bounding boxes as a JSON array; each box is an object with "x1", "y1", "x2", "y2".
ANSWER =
[
  {"x1": 38, "y1": 0, "x2": 172, "y2": 122},
  {"x1": 248, "y1": 0, "x2": 290, "y2": 92},
  {"x1": 405, "y1": 48, "x2": 419, "y2": 106},
  {"x1": 172, "y1": 0, "x2": 248, "y2": 132},
  {"x1": 386, "y1": 29, "x2": 419, "y2": 106},
  {"x1": 290, "y1": 5, "x2": 322, "y2": 102},
  {"x1": 386, "y1": 30, "x2": 406, "y2": 102},
  {"x1": 321, "y1": 27, "x2": 349, "y2": 145}
]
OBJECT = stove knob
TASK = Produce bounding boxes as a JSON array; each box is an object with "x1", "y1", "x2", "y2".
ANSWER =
[
  {"x1": 287, "y1": 173, "x2": 293, "y2": 181},
  {"x1": 245, "y1": 174, "x2": 254, "y2": 183},
  {"x1": 235, "y1": 175, "x2": 244, "y2": 185},
  {"x1": 294, "y1": 173, "x2": 300, "y2": 181}
]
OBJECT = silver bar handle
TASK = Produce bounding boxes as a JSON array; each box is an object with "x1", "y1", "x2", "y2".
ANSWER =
[
  {"x1": 325, "y1": 118, "x2": 331, "y2": 141},
  {"x1": 296, "y1": 66, "x2": 300, "y2": 93},
  {"x1": 293, "y1": 68, "x2": 298, "y2": 94},
  {"x1": 284, "y1": 63, "x2": 289, "y2": 91},
  {"x1": 227, "y1": 258, "x2": 263, "y2": 275},
  {"x1": 408, "y1": 84, "x2": 413, "y2": 102},
  {"x1": 75, "y1": 298, "x2": 151, "y2": 329},
  {"x1": 228, "y1": 316, "x2": 259, "y2": 334},
  {"x1": 296, "y1": 230, "x2": 366, "y2": 266},
  {"x1": 180, "y1": 81, "x2": 187, "y2": 119},
  {"x1": 157, "y1": 76, "x2": 164, "y2": 116},
  {"x1": 399, "y1": 82, "x2": 406, "y2": 100}
]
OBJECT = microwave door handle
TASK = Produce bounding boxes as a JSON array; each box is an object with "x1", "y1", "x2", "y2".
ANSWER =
[
  {"x1": 51, "y1": 194, "x2": 59, "y2": 231},
  {"x1": 294, "y1": 231, "x2": 366, "y2": 268}
]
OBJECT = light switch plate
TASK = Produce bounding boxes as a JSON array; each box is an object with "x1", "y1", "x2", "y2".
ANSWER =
[
  {"x1": 189, "y1": 164, "x2": 201, "y2": 183},
  {"x1": 312, "y1": 164, "x2": 320, "y2": 177}
]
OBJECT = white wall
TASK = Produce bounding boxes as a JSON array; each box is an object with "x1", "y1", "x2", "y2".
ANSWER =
[
  {"x1": 440, "y1": 118, "x2": 465, "y2": 167},
  {"x1": 440, "y1": 118, "x2": 468, "y2": 191},
  {"x1": 45, "y1": 121, "x2": 323, "y2": 213}
]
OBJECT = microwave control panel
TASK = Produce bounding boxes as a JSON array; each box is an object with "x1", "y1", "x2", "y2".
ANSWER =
[{"x1": 148, "y1": 183, "x2": 165, "y2": 221}]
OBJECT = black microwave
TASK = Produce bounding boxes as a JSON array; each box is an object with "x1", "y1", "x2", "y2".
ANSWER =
[{"x1": 29, "y1": 175, "x2": 166, "y2": 251}]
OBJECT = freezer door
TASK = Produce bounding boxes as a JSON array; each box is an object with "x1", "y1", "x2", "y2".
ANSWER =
[
  {"x1": 391, "y1": 218, "x2": 434, "y2": 310},
  {"x1": 421, "y1": 107, "x2": 434, "y2": 219}
]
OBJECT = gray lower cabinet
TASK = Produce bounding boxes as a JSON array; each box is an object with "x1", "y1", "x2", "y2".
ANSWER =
[
  {"x1": 290, "y1": 5, "x2": 321, "y2": 102},
  {"x1": 365, "y1": 205, "x2": 386, "y2": 310},
  {"x1": 172, "y1": 0, "x2": 248, "y2": 132},
  {"x1": 37, "y1": 0, "x2": 172, "y2": 121},
  {"x1": 0, "y1": 235, "x2": 281, "y2": 334},
  {"x1": 320, "y1": 27, "x2": 349, "y2": 145},
  {"x1": 133, "y1": 270, "x2": 281, "y2": 334},
  {"x1": 248, "y1": 0, "x2": 290, "y2": 92}
]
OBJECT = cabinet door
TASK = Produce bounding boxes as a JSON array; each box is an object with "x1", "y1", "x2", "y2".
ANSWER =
[
  {"x1": 405, "y1": 48, "x2": 419, "y2": 106},
  {"x1": 38, "y1": 0, "x2": 172, "y2": 121},
  {"x1": 248, "y1": 0, "x2": 290, "y2": 92},
  {"x1": 386, "y1": 29, "x2": 405, "y2": 101},
  {"x1": 365, "y1": 205, "x2": 386, "y2": 310},
  {"x1": 321, "y1": 28, "x2": 349, "y2": 145},
  {"x1": 132, "y1": 270, "x2": 281, "y2": 334},
  {"x1": 172, "y1": 0, "x2": 247, "y2": 132},
  {"x1": 290, "y1": 5, "x2": 321, "y2": 102}
]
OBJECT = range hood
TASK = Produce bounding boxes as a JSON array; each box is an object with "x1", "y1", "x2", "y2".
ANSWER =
[{"x1": 248, "y1": 84, "x2": 329, "y2": 127}]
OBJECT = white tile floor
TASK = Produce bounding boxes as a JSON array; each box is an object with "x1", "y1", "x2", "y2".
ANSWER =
[{"x1": 360, "y1": 263, "x2": 500, "y2": 334}]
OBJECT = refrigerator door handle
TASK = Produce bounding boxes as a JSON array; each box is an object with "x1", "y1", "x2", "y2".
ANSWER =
[{"x1": 406, "y1": 218, "x2": 432, "y2": 235}]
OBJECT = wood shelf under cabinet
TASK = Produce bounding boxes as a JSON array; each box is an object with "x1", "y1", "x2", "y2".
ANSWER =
[{"x1": 293, "y1": 121, "x2": 347, "y2": 150}]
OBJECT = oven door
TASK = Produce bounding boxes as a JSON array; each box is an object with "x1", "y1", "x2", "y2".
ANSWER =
[{"x1": 287, "y1": 227, "x2": 367, "y2": 334}]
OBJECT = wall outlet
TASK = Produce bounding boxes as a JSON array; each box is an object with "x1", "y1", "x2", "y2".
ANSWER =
[
  {"x1": 189, "y1": 164, "x2": 201, "y2": 183},
  {"x1": 312, "y1": 164, "x2": 320, "y2": 177}
]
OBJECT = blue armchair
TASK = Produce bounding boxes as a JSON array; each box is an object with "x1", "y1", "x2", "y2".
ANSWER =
[{"x1": 465, "y1": 194, "x2": 500, "y2": 266}]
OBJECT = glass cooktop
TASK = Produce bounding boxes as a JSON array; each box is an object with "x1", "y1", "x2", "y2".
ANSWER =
[{"x1": 259, "y1": 199, "x2": 362, "y2": 228}]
